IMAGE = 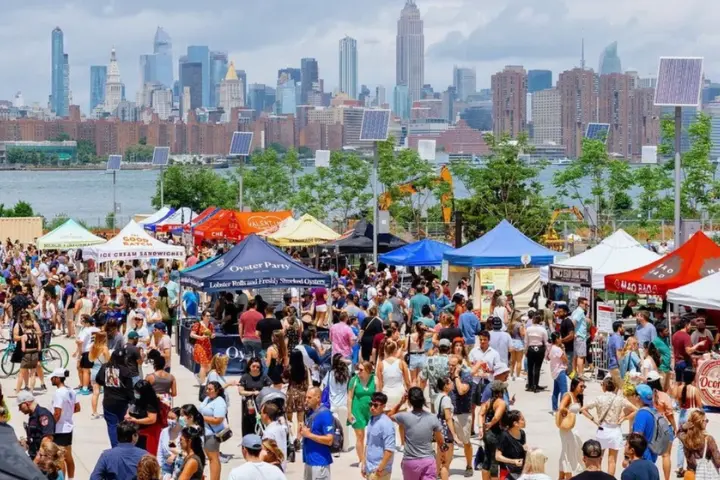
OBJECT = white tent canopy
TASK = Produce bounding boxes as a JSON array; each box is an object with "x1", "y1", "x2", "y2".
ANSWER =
[
  {"x1": 83, "y1": 220, "x2": 185, "y2": 263},
  {"x1": 667, "y1": 272, "x2": 720, "y2": 309},
  {"x1": 138, "y1": 207, "x2": 173, "y2": 225},
  {"x1": 37, "y1": 219, "x2": 106, "y2": 250},
  {"x1": 145, "y1": 207, "x2": 198, "y2": 232},
  {"x1": 539, "y1": 229, "x2": 661, "y2": 289}
]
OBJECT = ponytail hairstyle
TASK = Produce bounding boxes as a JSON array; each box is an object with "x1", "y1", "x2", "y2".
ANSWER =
[{"x1": 181, "y1": 425, "x2": 206, "y2": 468}]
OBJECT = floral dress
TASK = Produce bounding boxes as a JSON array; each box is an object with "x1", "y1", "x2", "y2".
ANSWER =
[{"x1": 191, "y1": 321, "x2": 214, "y2": 365}]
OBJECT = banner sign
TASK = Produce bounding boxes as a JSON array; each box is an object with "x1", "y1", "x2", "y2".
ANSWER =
[
  {"x1": 697, "y1": 359, "x2": 720, "y2": 408},
  {"x1": 596, "y1": 302, "x2": 615, "y2": 333},
  {"x1": 548, "y1": 265, "x2": 592, "y2": 285}
]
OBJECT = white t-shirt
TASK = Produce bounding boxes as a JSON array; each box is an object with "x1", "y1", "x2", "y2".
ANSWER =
[
  {"x1": 227, "y1": 461, "x2": 286, "y2": 480},
  {"x1": 78, "y1": 326, "x2": 100, "y2": 353},
  {"x1": 38, "y1": 263, "x2": 49, "y2": 282},
  {"x1": 468, "y1": 346, "x2": 501, "y2": 383},
  {"x1": 262, "y1": 421, "x2": 288, "y2": 471},
  {"x1": 52, "y1": 386, "x2": 79, "y2": 433}
]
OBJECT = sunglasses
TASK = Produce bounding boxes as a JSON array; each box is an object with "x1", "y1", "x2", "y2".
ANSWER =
[{"x1": 370, "y1": 402, "x2": 385, "y2": 408}]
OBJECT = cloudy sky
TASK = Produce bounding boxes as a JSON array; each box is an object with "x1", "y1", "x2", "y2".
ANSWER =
[{"x1": 1, "y1": 0, "x2": 718, "y2": 113}]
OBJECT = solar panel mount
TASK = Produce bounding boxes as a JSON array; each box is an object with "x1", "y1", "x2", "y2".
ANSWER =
[
  {"x1": 106, "y1": 154, "x2": 122, "y2": 171},
  {"x1": 654, "y1": 57, "x2": 704, "y2": 107},
  {"x1": 585, "y1": 123, "x2": 610, "y2": 142},
  {"x1": 152, "y1": 146, "x2": 170, "y2": 166},
  {"x1": 360, "y1": 109, "x2": 391, "y2": 141},
  {"x1": 229, "y1": 132, "x2": 254, "y2": 156}
]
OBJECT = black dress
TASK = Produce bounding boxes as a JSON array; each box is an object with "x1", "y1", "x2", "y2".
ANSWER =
[
  {"x1": 239, "y1": 373, "x2": 272, "y2": 436},
  {"x1": 267, "y1": 355, "x2": 284, "y2": 385}
]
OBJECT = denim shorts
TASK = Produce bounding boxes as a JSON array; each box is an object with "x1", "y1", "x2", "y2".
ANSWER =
[{"x1": 408, "y1": 353, "x2": 427, "y2": 370}]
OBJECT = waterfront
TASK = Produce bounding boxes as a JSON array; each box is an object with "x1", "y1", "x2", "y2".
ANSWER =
[{"x1": 0, "y1": 165, "x2": 651, "y2": 225}]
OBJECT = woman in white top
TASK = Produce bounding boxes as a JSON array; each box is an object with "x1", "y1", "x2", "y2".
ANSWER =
[
  {"x1": 146, "y1": 297, "x2": 163, "y2": 335},
  {"x1": 492, "y1": 296, "x2": 508, "y2": 331},
  {"x1": 50, "y1": 368, "x2": 80, "y2": 480},
  {"x1": 323, "y1": 354, "x2": 351, "y2": 453},
  {"x1": 375, "y1": 340, "x2": 410, "y2": 412},
  {"x1": 434, "y1": 376, "x2": 457, "y2": 480},
  {"x1": 40, "y1": 294, "x2": 59, "y2": 334},
  {"x1": 556, "y1": 377, "x2": 585, "y2": 479},
  {"x1": 642, "y1": 342, "x2": 661, "y2": 380},
  {"x1": 73, "y1": 287, "x2": 93, "y2": 332}
]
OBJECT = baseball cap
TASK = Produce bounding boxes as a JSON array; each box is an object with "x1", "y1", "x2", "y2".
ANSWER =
[
  {"x1": 646, "y1": 371, "x2": 661, "y2": 383},
  {"x1": 49, "y1": 368, "x2": 67, "y2": 380},
  {"x1": 491, "y1": 316, "x2": 503, "y2": 330},
  {"x1": 127, "y1": 331, "x2": 140, "y2": 340},
  {"x1": 493, "y1": 363, "x2": 510, "y2": 376},
  {"x1": 154, "y1": 322, "x2": 167, "y2": 331},
  {"x1": 636, "y1": 384, "x2": 654, "y2": 406},
  {"x1": 17, "y1": 390, "x2": 35, "y2": 405},
  {"x1": 490, "y1": 380, "x2": 508, "y2": 392},
  {"x1": 582, "y1": 439, "x2": 603, "y2": 458},
  {"x1": 505, "y1": 290, "x2": 513, "y2": 296},
  {"x1": 241, "y1": 434, "x2": 262, "y2": 450},
  {"x1": 438, "y1": 339, "x2": 452, "y2": 348}
]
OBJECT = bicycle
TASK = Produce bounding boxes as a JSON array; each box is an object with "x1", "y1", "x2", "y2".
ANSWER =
[{"x1": 0, "y1": 343, "x2": 69, "y2": 378}]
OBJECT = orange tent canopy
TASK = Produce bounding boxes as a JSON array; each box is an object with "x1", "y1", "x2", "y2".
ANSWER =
[
  {"x1": 193, "y1": 210, "x2": 292, "y2": 243},
  {"x1": 604, "y1": 232, "x2": 720, "y2": 296}
]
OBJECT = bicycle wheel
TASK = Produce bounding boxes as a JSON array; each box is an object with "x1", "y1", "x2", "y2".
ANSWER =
[
  {"x1": 41, "y1": 347, "x2": 64, "y2": 374},
  {"x1": 0, "y1": 347, "x2": 19, "y2": 378},
  {"x1": 48, "y1": 344, "x2": 70, "y2": 369}
]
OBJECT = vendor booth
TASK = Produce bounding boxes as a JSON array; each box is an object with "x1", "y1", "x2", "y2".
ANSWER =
[
  {"x1": 177, "y1": 206, "x2": 218, "y2": 233},
  {"x1": 145, "y1": 207, "x2": 197, "y2": 233},
  {"x1": 667, "y1": 273, "x2": 720, "y2": 408},
  {"x1": 178, "y1": 234, "x2": 330, "y2": 373},
  {"x1": 82, "y1": 220, "x2": 185, "y2": 263},
  {"x1": 138, "y1": 206, "x2": 173, "y2": 226},
  {"x1": 443, "y1": 220, "x2": 558, "y2": 316},
  {"x1": 379, "y1": 238, "x2": 453, "y2": 267},
  {"x1": 192, "y1": 210, "x2": 292, "y2": 243},
  {"x1": 321, "y1": 219, "x2": 407, "y2": 254},
  {"x1": 36, "y1": 218, "x2": 106, "y2": 250},
  {"x1": 604, "y1": 231, "x2": 720, "y2": 296},
  {"x1": 264, "y1": 213, "x2": 340, "y2": 246}
]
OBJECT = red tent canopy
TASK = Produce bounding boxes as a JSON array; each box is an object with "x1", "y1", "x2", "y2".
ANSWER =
[
  {"x1": 193, "y1": 210, "x2": 292, "y2": 243},
  {"x1": 604, "y1": 232, "x2": 720, "y2": 296},
  {"x1": 182, "y1": 206, "x2": 218, "y2": 233}
]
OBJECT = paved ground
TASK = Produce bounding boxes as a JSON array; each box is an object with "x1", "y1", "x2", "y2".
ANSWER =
[{"x1": 2, "y1": 336, "x2": 718, "y2": 479}]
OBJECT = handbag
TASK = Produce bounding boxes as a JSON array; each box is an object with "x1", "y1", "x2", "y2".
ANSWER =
[
  {"x1": 696, "y1": 437, "x2": 720, "y2": 480},
  {"x1": 215, "y1": 427, "x2": 233, "y2": 443},
  {"x1": 435, "y1": 395, "x2": 454, "y2": 443}
]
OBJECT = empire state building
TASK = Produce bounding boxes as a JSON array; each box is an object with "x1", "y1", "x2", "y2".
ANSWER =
[{"x1": 396, "y1": 0, "x2": 425, "y2": 103}]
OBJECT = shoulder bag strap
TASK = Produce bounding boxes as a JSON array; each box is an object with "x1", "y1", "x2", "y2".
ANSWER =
[{"x1": 598, "y1": 393, "x2": 619, "y2": 425}]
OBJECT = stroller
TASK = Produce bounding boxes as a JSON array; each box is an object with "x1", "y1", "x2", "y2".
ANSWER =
[{"x1": 254, "y1": 387, "x2": 297, "y2": 462}]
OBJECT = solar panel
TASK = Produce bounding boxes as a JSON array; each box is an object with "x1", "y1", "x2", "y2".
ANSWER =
[
  {"x1": 229, "y1": 132, "x2": 253, "y2": 156},
  {"x1": 106, "y1": 155, "x2": 122, "y2": 171},
  {"x1": 585, "y1": 123, "x2": 610, "y2": 142},
  {"x1": 315, "y1": 150, "x2": 330, "y2": 168},
  {"x1": 360, "y1": 109, "x2": 391, "y2": 141},
  {"x1": 654, "y1": 57, "x2": 704, "y2": 107},
  {"x1": 152, "y1": 146, "x2": 170, "y2": 166}
]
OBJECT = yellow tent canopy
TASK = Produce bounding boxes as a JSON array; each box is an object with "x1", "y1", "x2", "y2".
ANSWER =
[{"x1": 266, "y1": 214, "x2": 340, "y2": 246}]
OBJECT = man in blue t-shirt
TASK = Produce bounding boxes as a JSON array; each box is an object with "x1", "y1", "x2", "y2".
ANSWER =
[
  {"x1": 459, "y1": 300, "x2": 481, "y2": 347},
  {"x1": 181, "y1": 289, "x2": 199, "y2": 318},
  {"x1": 607, "y1": 321, "x2": 625, "y2": 389},
  {"x1": 301, "y1": 387, "x2": 334, "y2": 479},
  {"x1": 621, "y1": 432, "x2": 660, "y2": 480},
  {"x1": 632, "y1": 384, "x2": 658, "y2": 462}
]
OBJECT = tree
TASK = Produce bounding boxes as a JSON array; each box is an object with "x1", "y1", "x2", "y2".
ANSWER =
[
  {"x1": 77, "y1": 140, "x2": 98, "y2": 164},
  {"x1": 377, "y1": 137, "x2": 445, "y2": 231},
  {"x1": 239, "y1": 148, "x2": 301, "y2": 211},
  {"x1": 658, "y1": 112, "x2": 720, "y2": 217},
  {"x1": 297, "y1": 146, "x2": 313, "y2": 158},
  {"x1": 124, "y1": 144, "x2": 154, "y2": 163},
  {"x1": 268, "y1": 142, "x2": 288, "y2": 155},
  {"x1": 450, "y1": 133, "x2": 552, "y2": 240},
  {"x1": 0, "y1": 201, "x2": 35, "y2": 218},
  {"x1": 50, "y1": 133, "x2": 71, "y2": 142},
  {"x1": 151, "y1": 165, "x2": 238, "y2": 211},
  {"x1": 553, "y1": 137, "x2": 635, "y2": 231},
  {"x1": 634, "y1": 165, "x2": 673, "y2": 222},
  {"x1": 291, "y1": 151, "x2": 372, "y2": 221}
]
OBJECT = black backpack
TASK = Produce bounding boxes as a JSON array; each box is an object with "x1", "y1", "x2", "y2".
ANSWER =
[{"x1": 307, "y1": 407, "x2": 343, "y2": 454}]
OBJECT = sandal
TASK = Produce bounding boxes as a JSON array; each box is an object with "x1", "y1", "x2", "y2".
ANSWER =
[{"x1": 676, "y1": 468, "x2": 685, "y2": 478}]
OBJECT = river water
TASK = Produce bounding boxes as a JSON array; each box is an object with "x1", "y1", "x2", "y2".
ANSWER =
[{"x1": 0, "y1": 165, "x2": 646, "y2": 226}]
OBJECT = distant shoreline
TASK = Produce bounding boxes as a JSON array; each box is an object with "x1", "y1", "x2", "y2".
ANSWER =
[{"x1": 0, "y1": 165, "x2": 153, "y2": 172}]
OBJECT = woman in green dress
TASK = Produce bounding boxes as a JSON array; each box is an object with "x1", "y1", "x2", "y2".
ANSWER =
[{"x1": 348, "y1": 360, "x2": 376, "y2": 466}]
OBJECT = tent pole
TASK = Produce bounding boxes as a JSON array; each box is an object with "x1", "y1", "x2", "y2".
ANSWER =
[{"x1": 373, "y1": 141, "x2": 379, "y2": 265}]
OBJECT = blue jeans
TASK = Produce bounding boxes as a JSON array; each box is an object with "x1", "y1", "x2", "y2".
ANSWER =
[
  {"x1": 104, "y1": 404, "x2": 128, "y2": 448},
  {"x1": 677, "y1": 408, "x2": 689, "y2": 467},
  {"x1": 552, "y1": 370, "x2": 568, "y2": 412}
]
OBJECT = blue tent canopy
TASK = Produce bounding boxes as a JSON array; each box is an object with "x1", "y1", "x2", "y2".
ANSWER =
[
  {"x1": 180, "y1": 234, "x2": 330, "y2": 292},
  {"x1": 443, "y1": 220, "x2": 557, "y2": 267},
  {"x1": 379, "y1": 239, "x2": 454, "y2": 267}
]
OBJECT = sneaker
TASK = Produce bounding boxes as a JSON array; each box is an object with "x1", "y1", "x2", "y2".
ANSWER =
[
  {"x1": 219, "y1": 454, "x2": 230, "y2": 464},
  {"x1": 91, "y1": 413, "x2": 102, "y2": 420},
  {"x1": 79, "y1": 388, "x2": 91, "y2": 396},
  {"x1": 465, "y1": 466, "x2": 474, "y2": 478},
  {"x1": 40, "y1": 384, "x2": 47, "y2": 391}
]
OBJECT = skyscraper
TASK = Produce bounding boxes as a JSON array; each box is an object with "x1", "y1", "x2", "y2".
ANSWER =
[
  {"x1": 153, "y1": 27, "x2": 173, "y2": 88},
  {"x1": 599, "y1": 73, "x2": 633, "y2": 157},
  {"x1": 339, "y1": 36, "x2": 358, "y2": 99},
  {"x1": 187, "y1": 46, "x2": 210, "y2": 107},
  {"x1": 558, "y1": 67, "x2": 597, "y2": 158},
  {"x1": 210, "y1": 51, "x2": 228, "y2": 107},
  {"x1": 248, "y1": 83, "x2": 267, "y2": 113},
  {"x1": 393, "y1": 84, "x2": 410, "y2": 120},
  {"x1": 278, "y1": 68, "x2": 302, "y2": 84},
  {"x1": 236, "y1": 70, "x2": 248, "y2": 106},
  {"x1": 139, "y1": 54, "x2": 156, "y2": 86},
  {"x1": 453, "y1": 66, "x2": 476, "y2": 101},
  {"x1": 90, "y1": 65, "x2": 107, "y2": 112},
  {"x1": 599, "y1": 41, "x2": 622, "y2": 75},
  {"x1": 300, "y1": 58, "x2": 319, "y2": 105},
  {"x1": 180, "y1": 62, "x2": 203, "y2": 112},
  {"x1": 104, "y1": 48, "x2": 124, "y2": 113},
  {"x1": 63, "y1": 54, "x2": 70, "y2": 112},
  {"x1": 491, "y1": 66, "x2": 527, "y2": 138},
  {"x1": 219, "y1": 61, "x2": 243, "y2": 121},
  {"x1": 531, "y1": 88, "x2": 561, "y2": 145},
  {"x1": 527, "y1": 70, "x2": 552, "y2": 93},
  {"x1": 630, "y1": 87, "x2": 660, "y2": 159},
  {"x1": 396, "y1": 0, "x2": 425, "y2": 102},
  {"x1": 376, "y1": 85, "x2": 387, "y2": 106},
  {"x1": 51, "y1": 27, "x2": 69, "y2": 117}
]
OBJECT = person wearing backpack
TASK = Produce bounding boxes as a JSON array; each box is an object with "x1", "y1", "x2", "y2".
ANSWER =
[
  {"x1": 633, "y1": 384, "x2": 673, "y2": 465},
  {"x1": 300, "y1": 386, "x2": 335, "y2": 480},
  {"x1": 363, "y1": 392, "x2": 396, "y2": 480},
  {"x1": 648, "y1": 371, "x2": 679, "y2": 480},
  {"x1": 621, "y1": 433, "x2": 660, "y2": 480}
]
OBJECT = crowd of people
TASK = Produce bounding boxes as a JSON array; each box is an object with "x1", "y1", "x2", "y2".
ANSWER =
[{"x1": 1, "y1": 239, "x2": 720, "y2": 480}]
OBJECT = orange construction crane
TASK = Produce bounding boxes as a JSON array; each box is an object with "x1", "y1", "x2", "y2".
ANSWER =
[
  {"x1": 542, "y1": 207, "x2": 584, "y2": 251},
  {"x1": 378, "y1": 165, "x2": 454, "y2": 224}
]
